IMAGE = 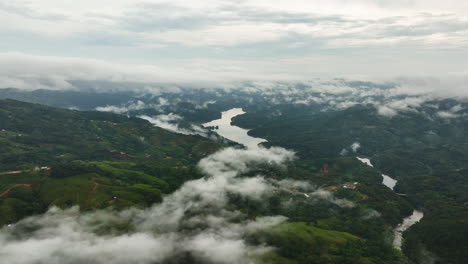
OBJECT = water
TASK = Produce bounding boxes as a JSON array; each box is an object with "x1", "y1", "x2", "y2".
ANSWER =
[
  {"x1": 203, "y1": 108, "x2": 267, "y2": 149},
  {"x1": 382, "y1": 174, "x2": 397, "y2": 191},
  {"x1": 393, "y1": 210, "x2": 424, "y2": 249},
  {"x1": 355, "y1": 156, "x2": 424, "y2": 249},
  {"x1": 356, "y1": 157, "x2": 374, "y2": 168},
  {"x1": 356, "y1": 157, "x2": 398, "y2": 190}
]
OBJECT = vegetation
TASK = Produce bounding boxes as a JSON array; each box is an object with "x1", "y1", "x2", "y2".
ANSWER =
[
  {"x1": 1, "y1": 95, "x2": 465, "y2": 264},
  {"x1": 257, "y1": 222, "x2": 412, "y2": 264},
  {"x1": 233, "y1": 102, "x2": 468, "y2": 264},
  {"x1": 0, "y1": 99, "x2": 218, "y2": 225}
]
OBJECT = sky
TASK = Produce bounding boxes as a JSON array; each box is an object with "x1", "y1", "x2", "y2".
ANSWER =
[{"x1": 1, "y1": 0, "x2": 468, "y2": 85}]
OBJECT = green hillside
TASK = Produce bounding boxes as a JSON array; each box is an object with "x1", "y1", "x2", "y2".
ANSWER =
[
  {"x1": 257, "y1": 222, "x2": 412, "y2": 264},
  {"x1": 0, "y1": 99, "x2": 449, "y2": 263},
  {"x1": 0, "y1": 99, "x2": 220, "y2": 225},
  {"x1": 235, "y1": 103, "x2": 468, "y2": 264},
  {"x1": 0, "y1": 99, "x2": 219, "y2": 170}
]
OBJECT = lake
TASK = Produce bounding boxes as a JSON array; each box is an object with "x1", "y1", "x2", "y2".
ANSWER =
[{"x1": 203, "y1": 108, "x2": 267, "y2": 149}]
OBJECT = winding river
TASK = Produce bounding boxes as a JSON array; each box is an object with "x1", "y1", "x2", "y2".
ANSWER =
[
  {"x1": 204, "y1": 110, "x2": 421, "y2": 250},
  {"x1": 356, "y1": 156, "x2": 423, "y2": 249},
  {"x1": 393, "y1": 210, "x2": 424, "y2": 249},
  {"x1": 203, "y1": 108, "x2": 267, "y2": 149}
]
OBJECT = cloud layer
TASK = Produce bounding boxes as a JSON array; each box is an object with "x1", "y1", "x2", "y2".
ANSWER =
[
  {"x1": 1, "y1": 0, "x2": 468, "y2": 83},
  {"x1": 0, "y1": 147, "x2": 318, "y2": 264}
]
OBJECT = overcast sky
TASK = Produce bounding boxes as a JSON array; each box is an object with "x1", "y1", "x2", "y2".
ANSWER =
[{"x1": 1, "y1": 0, "x2": 468, "y2": 85}]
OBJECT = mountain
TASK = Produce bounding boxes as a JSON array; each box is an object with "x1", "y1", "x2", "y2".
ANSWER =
[
  {"x1": 0, "y1": 99, "x2": 220, "y2": 225},
  {"x1": 0, "y1": 91, "x2": 466, "y2": 264},
  {"x1": 233, "y1": 102, "x2": 468, "y2": 264},
  {"x1": 0, "y1": 99, "x2": 416, "y2": 264},
  {"x1": 0, "y1": 87, "x2": 135, "y2": 110}
]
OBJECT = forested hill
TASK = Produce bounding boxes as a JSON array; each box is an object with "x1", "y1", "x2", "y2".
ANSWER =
[
  {"x1": 0, "y1": 99, "x2": 219, "y2": 171},
  {"x1": 0, "y1": 88, "x2": 134, "y2": 110},
  {"x1": 0, "y1": 99, "x2": 220, "y2": 225},
  {"x1": 0, "y1": 99, "x2": 416, "y2": 264},
  {"x1": 233, "y1": 103, "x2": 468, "y2": 264}
]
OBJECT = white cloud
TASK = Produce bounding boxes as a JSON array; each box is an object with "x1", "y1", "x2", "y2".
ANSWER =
[
  {"x1": 378, "y1": 105, "x2": 398, "y2": 117},
  {"x1": 1, "y1": 0, "x2": 468, "y2": 80},
  {"x1": 436, "y1": 111, "x2": 459, "y2": 118},
  {"x1": 96, "y1": 100, "x2": 153, "y2": 114},
  {"x1": 340, "y1": 148, "x2": 349, "y2": 156},
  {"x1": 351, "y1": 142, "x2": 361, "y2": 153},
  {"x1": 436, "y1": 104, "x2": 465, "y2": 118},
  {"x1": 0, "y1": 147, "x2": 300, "y2": 264},
  {"x1": 1, "y1": 52, "x2": 468, "y2": 94},
  {"x1": 0, "y1": 146, "x2": 358, "y2": 263},
  {"x1": 139, "y1": 114, "x2": 209, "y2": 137},
  {"x1": 310, "y1": 189, "x2": 355, "y2": 208}
]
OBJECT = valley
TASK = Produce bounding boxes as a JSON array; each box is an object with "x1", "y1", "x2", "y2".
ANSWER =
[{"x1": 0, "y1": 86, "x2": 466, "y2": 264}]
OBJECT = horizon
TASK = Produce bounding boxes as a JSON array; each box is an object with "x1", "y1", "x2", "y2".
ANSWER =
[{"x1": 1, "y1": 0, "x2": 468, "y2": 91}]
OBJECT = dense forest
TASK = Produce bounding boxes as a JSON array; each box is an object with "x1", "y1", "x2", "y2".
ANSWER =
[
  {"x1": 0, "y1": 99, "x2": 220, "y2": 223},
  {"x1": 0, "y1": 88, "x2": 466, "y2": 264},
  {"x1": 0, "y1": 99, "x2": 417, "y2": 264},
  {"x1": 233, "y1": 102, "x2": 468, "y2": 264}
]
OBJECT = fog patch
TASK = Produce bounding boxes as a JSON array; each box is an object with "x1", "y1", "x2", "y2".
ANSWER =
[
  {"x1": 350, "y1": 142, "x2": 361, "y2": 153},
  {"x1": 340, "y1": 142, "x2": 360, "y2": 156},
  {"x1": 436, "y1": 104, "x2": 464, "y2": 119},
  {"x1": 139, "y1": 114, "x2": 210, "y2": 138},
  {"x1": 378, "y1": 105, "x2": 398, "y2": 117},
  {"x1": 96, "y1": 99, "x2": 169, "y2": 114},
  {"x1": 0, "y1": 146, "x2": 358, "y2": 264},
  {"x1": 339, "y1": 148, "x2": 349, "y2": 156},
  {"x1": 0, "y1": 147, "x2": 294, "y2": 264},
  {"x1": 361, "y1": 209, "x2": 382, "y2": 220},
  {"x1": 309, "y1": 189, "x2": 355, "y2": 208}
]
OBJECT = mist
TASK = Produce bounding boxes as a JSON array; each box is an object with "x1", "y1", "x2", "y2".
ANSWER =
[{"x1": 0, "y1": 146, "x2": 352, "y2": 264}]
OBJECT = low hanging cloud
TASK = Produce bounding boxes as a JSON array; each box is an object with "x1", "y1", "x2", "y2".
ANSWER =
[
  {"x1": 0, "y1": 146, "x2": 356, "y2": 264},
  {"x1": 96, "y1": 100, "x2": 154, "y2": 114},
  {"x1": 340, "y1": 142, "x2": 361, "y2": 156},
  {"x1": 1, "y1": 52, "x2": 468, "y2": 95},
  {"x1": 139, "y1": 114, "x2": 211, "y2": 138},
  {"x1": 95, "y1": 99, "x2": 216, "y2": 139},
  {"x1": 0, "y1": 147, "x2": 292, "y2": 264},
  {"x1": 436, "y1": 104, "x2": 465, "y2": 119},
  {"x1": 309, "y1": 189, "x2": 355, "y2": 208},
  {"x1": 350, "y1": 142, "x2": 361, "y2": 153},
  {"x1": 96, "y1": 97, "x2": 171, "y2": 113},
  {"x1": 2, "y1": 53, "x2": 466, "y2": 119}
]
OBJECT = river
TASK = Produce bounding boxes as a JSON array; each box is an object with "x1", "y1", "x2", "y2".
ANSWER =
[
  {"x1": 393, "y1": 210, "x2": 424, "y2": 249},
  {"x1": 204, "y1": 110, "x2": 422, "y2": 250},
  {"x1": 356, "y1": 156, "x2": 423, "y2": 249},
  {"x1": 203, "y1": 108, "x2": 267, "y2": 149}
]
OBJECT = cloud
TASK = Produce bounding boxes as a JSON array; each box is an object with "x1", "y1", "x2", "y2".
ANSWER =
[
  {"x1": 1, "y1": 52, "x2": 468, "y2": 92},
  {"x1": 1, "y1": 1, "x2": 468, "y2": 81},
  {"x1": 0, "y1": 146, "x2": 358, "y2": 263},
  {"x1": 361, "y1": 209, "x2": 381, "y2": 220},
  {"x1": 96, "y1": 100, "x2": 157, "y2": 114},
  {"x1": 437, "y1": 111, "x2": 459, "y2": 119},
  {"x1": 1, "y1": 53, "x2": 467, "y2": 120},
  {"x1": 340, "y1": 148, "x2": 349, "y2": 156},
  {"x1": 0, "y1": 147, "x2": 293, "y2": 264},
  {"x1": 377, "y1": 105, "x2": 399, "y2": 117},
  {"x1": 436, "y1": 105, "x2": 465, "y2": 119},
  {"x1": 375, "y1": 96, "x2": 430, "y2": 117},
  {"x1": 309, "y1": 189, "x2": 355, "y2": 208},
  {"x1": 350, "y1": 142, "x2": 361, "y2": 153},
  {"x1": 340, "y1": 142, "x2": 361, "y2": 156},
  {"x1": 139, "y1": 114, "x2": 212, "y2": 138}
]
